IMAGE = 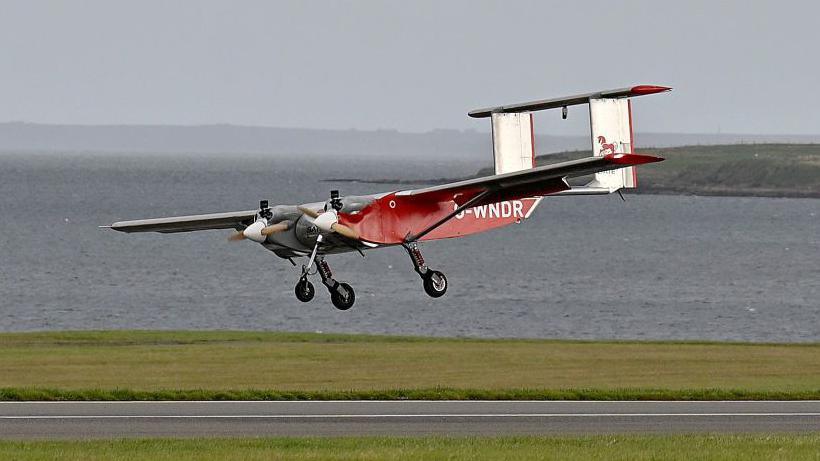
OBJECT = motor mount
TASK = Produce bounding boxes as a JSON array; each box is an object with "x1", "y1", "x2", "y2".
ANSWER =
[
  {"x1": 330, "y1": 190, "x2": 343, "y2": 211},
  {"x1": 259, "y1": 200, "x2": 273, "y2": 220}
]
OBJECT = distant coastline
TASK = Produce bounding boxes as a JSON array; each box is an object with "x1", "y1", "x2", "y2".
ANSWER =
[{"x1": 3, "y1": 121, "x2": 820, "y2": 159}]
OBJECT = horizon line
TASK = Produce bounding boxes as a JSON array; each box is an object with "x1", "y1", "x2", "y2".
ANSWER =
[{"x1": 1, "y1": 120, "x2": 820, "y2": 138}]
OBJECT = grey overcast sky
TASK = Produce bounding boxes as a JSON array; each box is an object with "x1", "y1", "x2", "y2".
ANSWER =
[{"x1": 1, "y1": 1, "x2": 817, "y2": 135}]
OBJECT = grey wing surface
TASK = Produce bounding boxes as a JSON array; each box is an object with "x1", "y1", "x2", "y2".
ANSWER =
[
  {"x1": 401, "y1": 153, "x2": 663, "y2": 198},
  {"x1": 105, "y1": 210, "x2": 258, "y2": 234}
]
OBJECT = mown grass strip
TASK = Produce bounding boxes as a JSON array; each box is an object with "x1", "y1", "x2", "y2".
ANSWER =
[
  {"x1": 2, "y1": 331, "x2": 818, "y2": 397},
  {"x1": 3, "y1": 387, "x2": 820, "y2": 402},
  {"x1": 2, "y1": 435, "x2": 819, "y2": 461},
  {"x1": 2, "y1": 330, "x2": 816, "y2": 347}
]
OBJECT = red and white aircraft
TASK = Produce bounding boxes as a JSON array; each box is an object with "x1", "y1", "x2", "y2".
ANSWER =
[{"x1": 106, "y1": 85, "x2": 671, "y2": 310}]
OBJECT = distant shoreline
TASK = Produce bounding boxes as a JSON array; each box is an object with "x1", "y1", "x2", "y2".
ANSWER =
[{"x1": 2, "y1": 121, "x2": 820, "y2": 158}]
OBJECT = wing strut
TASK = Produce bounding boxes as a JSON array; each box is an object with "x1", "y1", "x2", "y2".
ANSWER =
[{"x1": 405, "y1": 189, "x2": 493, "y2": 243}]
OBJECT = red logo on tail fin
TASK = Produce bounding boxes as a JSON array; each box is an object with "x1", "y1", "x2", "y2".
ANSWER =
[{"x1": 597, "y1": 136, "x2": 617, "y2": 155}]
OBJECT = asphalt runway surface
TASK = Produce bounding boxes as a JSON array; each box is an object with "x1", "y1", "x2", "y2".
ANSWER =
[{"x1": 1, "y1": 401, "x2": 818, "y2": 439}]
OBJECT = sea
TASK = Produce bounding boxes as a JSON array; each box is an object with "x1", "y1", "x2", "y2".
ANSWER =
[{"x1": 0, "y1": 152, "x2": 817, "y2": 342}]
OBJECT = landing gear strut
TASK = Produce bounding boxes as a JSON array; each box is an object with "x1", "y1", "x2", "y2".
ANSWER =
[
  {"x1": 293, "y1": 235, "x2": 355, "y2": 310},
  {"x1": 403, "y1": 243, "x2": 447, "y2": 298},
  {"x1": 317, "y1": 257, "x2": 355, "y2": 310}
]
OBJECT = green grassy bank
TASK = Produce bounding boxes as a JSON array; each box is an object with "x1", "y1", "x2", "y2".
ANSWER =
[
  {"x1": 1, "y1": 331, "x2": 818, "y2": 400},
  {"x1": 1, "y1": 435, "x2": 819, "y2": 461}
]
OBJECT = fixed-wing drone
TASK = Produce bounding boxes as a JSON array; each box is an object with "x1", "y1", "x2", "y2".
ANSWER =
[{"x1": 106, "y1": 85, "x2": 670, "y2": 310}]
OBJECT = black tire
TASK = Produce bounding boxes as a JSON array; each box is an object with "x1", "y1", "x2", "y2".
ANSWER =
[
  {"x1": 295, "y1": 279, "x2": 315, "y2": 302},
  {"x1": 423, "y1": 270, "x2": 447, "y2": 298},
  {"x1": 330, "y1": 282, "x2": 355, "y2": 310}
]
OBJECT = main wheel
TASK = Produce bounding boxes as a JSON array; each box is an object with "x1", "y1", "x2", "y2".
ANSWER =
[
  {"x1": 295, "y1": 279, "x2": 315, "y2": 302},
  {"x1": 423, "y1": 270, "x2": 447, "y2": 298},
  {"x1": 330, "y1": 282, "x2": 355, "y2": 310}
]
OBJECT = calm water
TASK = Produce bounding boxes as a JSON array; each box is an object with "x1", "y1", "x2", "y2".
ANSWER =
[{"x1": 1, "y1": 152, "x2": 818, "y2": 341}]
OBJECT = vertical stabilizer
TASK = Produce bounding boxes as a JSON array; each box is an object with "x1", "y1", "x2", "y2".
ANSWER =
[
  {"x1": 587, "y1": 98, "x2": 637, "y2": 190},
  {"x1": 491, "y1": 113, "x2": 535, "y2": 175}
]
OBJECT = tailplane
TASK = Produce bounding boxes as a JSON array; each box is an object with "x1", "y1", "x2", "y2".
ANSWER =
[{"x1": 470, "y1": 85, "x2": 671, "y2": 193}]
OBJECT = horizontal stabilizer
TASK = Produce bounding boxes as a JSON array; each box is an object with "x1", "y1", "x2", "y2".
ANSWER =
[{"x1": 468, "y1": 85, "x2": 671, "y2": 118}]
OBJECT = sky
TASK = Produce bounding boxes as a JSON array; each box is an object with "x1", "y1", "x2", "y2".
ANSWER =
[{"x1": 1, "y1": 0, "x2": 817, "y2": 135}]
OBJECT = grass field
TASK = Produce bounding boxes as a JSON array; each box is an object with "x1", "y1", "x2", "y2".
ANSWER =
[
  {"x1": 1, "y1": 435, "x2": 818, "y2": 460},
  {"x1": 1, "y1": 331, "x2": 818, "y2": 400}
]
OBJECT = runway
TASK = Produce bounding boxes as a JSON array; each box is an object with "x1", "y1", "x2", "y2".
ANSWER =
[{"x1": 1, "y1": 401, "x2": 818, "y2": 439}]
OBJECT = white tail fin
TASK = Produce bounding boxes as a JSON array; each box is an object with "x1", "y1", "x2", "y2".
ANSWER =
[
  {"x1": 586, "y1": 98, "x2": 637, "y2": 190},
  {"x1": 491, "y1": 113, "x2": 535, "y2": 174}
]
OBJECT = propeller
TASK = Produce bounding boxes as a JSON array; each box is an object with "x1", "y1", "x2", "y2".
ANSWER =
[
  {"x1": 229, "y1": 200, "x2": 291, "y2": 242},
  {"x1": 296, "y1": 206, "x2": 320, "y2": 219},
  {"x1": 298, "y1": 205, "x2": 360, "y2": 240},
  {"x1": 297, "y1": 190, "x2": 360, "y2": 240},
  {"x1": 232, "y1": 192, "x2": 361, "y2": 243},
  {"x1": 261, "y1": 222, "x2": 290, "y2": 235},
  {"x1": 295, "y1": 190, "x2": 362, "y2": 279}
]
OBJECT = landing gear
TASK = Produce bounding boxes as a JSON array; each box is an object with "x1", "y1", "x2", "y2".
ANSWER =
[
  {"x1": 316, "y1": 258, "x2": 355, "y2": 310},
  {"x1": 423, "y1": 270, "x2": 447, "y2": 298},
  {"x1": 293, "y1": 234, "x2": 323, "y2": 304},
  {"x1": 330, "y1": 282, "x2": 355, "y2": 310},
  {"x1": 404, "y1": 243, "x2": 448, "y2": 298},
  {"x1": 292, "y1": 234, "x2": 356, "y2": 310},
  {"x1": 294, "y1": 277, "x2": 315, "y2": 302}
]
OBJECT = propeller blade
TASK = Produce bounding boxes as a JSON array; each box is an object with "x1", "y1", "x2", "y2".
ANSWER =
[
  {"x1": 331, "y1": 223, "x2": 360, "y2": 240},
  {"x1": 297, "y1": 206, "x2": 321, "y2": 219},
  {"x1": 260, "y1": 222, "x2": 289, "y2": 236},
  {"x1": 228, "y1": 231, "x2": 246, "y2": 241}
]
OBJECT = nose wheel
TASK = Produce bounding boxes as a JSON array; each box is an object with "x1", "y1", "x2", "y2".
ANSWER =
[
  {"x1": 293, "y1": 266, "x2": 356, "y2": 310},
  {"x1": 295, "y1": 277, "x2": 315, "y2": 303},
  {"x1": 293, "y1": 246, "x2": 356, "y2": 310}
]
